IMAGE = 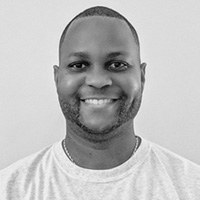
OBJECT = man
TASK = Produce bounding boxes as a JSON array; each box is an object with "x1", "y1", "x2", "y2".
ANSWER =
[{"x1": 1, "y1": 6, "x2": 200, "y2": 199}]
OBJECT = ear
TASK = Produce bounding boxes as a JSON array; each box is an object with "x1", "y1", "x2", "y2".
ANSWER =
[
  {"x1": 53, "y1": 65, "x2": 59, "y2": 87},
  {"x1": 140, "y1": 62, "x2": 146, "y2": 92}
]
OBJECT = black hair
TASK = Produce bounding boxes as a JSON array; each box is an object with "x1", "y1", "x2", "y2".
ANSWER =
[{"x1": 59, "y1": 6, "x2": 140, "y2": 59}]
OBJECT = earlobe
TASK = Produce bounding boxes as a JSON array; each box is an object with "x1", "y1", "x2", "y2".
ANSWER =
[
  {"x1": 53, "y1": 65, "x2": 59, "y2": 87},
  {"x1": 140, "y1": 62, "x2": 146, "y2": 92}
]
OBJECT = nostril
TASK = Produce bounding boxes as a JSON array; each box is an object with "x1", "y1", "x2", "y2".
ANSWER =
[{"x1": 86, "y1": 77, "x2": 112, "y2": 88}]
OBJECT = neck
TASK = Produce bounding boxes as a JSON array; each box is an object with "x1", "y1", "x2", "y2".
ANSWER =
[{"x1": 64, "y1": 120, "x2": 139, "y2": 169}]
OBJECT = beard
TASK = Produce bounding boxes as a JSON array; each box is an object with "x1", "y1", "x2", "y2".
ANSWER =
[{"x1": 58, "y1": 91, "x2": 143, "y2": 142}]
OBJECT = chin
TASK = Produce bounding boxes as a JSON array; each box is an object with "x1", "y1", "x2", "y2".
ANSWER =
[{"x1": 74, "y1": 119, "x2": 120, "y2": 142}]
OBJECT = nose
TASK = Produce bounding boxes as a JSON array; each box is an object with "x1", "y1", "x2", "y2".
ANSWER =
[{"x1": 85, "y1": 66, "x2": 112, "y2": 89}]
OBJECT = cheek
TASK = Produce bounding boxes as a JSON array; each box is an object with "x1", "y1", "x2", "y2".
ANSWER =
[
  {"x1": 116, "y1": 74, "x2": 141, "y2": 100},
  {"x1": 57, "y1": 73, "x2": 84, "y2": 99}
]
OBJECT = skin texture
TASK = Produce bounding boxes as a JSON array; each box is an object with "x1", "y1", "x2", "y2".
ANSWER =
[{"x1": 54, "y1": 16, "x2": 146, "y2": 169}]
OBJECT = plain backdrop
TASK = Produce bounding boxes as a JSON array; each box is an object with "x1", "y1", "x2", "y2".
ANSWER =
[{"x1": 1, "y1": 0, "x2": 200, "y2": 170}]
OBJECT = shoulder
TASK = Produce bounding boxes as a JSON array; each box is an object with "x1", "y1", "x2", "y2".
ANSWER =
[
  {"x1": 146, "y1": 140, "x2": 200, "y2": 196},
  {"x1": 0, "y1": 142, "x2": 58, "y2": 198},
  {"x1": 149, "y1": 141, "x2": 200, "y2": 172},
  {"x1": 0, "y1": 143, "x2": 57, "y2": 177}
]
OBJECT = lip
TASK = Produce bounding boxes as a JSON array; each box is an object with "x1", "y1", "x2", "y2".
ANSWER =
[
  {"x1": 80, "y1": 96, "x2": 119, "y2": 101},
  {"x1": 79, "y1": 95, "x2": 122, "y2": 109},
  {"x1": 80, "y1": 98, "x2": 120, "y2": 109},
  {"x1": 80, "y1": 98, "x2": 119, "y2": 105}
]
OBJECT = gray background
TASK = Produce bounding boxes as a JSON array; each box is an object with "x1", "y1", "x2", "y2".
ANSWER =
[{"x1": 1, "y1": 0, "x2": 200, "y2": 169}]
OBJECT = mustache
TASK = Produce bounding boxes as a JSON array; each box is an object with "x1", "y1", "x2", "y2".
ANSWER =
[{"x1": 75, "y1": 90, "x2": 128, "y2": 101}]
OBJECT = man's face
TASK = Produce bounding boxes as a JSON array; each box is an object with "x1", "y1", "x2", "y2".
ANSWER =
[{"x1": 54, "y1": 16, "x2": 145, "y2": 138}]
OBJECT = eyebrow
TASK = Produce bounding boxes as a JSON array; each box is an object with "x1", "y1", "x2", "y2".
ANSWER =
[
  {"x1": 106, "y1": 51, "x2": 128, "y2": 58},
  {"x1": 68, "y1": 51, "x2": 128, "y2": 59},
  {"x1": 68, "y1": 52, "x2": 90, "y2": 59}
]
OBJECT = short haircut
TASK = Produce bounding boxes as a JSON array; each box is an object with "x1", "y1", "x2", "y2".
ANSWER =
[{"x1": 59, "y1": 6, "x2": 140, "y2": 60}]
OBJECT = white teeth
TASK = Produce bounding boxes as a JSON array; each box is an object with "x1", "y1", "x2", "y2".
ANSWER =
[{"x1": 84, "y1": 99, "x2": 112, "y2": 105}]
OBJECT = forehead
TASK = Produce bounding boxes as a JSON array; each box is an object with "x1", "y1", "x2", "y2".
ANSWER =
[{"x1": 60, "y1": 16, "x2": 139, "y2": 61}]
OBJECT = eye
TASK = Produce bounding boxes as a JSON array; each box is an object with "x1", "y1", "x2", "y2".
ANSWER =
[
  {"x1": 67, "y1": 61, "x2": 89, "y2": 71},
  {"x1": 107, "y1": 61, "x2": 129, "y2": 72}
]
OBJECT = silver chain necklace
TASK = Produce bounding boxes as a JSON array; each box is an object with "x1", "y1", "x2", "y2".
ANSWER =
[{"x1": 62, "y1": 136, "x2": 140, "y2": 164}]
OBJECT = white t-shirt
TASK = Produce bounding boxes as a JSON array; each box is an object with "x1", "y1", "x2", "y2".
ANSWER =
[{"x1": 0, "y1": 137, "x2": 200, "y2": 200}]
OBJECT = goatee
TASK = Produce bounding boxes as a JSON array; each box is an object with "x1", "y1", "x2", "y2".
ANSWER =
[{"x1": 58, "y1": 91, "x2": 143, "y2": 140}]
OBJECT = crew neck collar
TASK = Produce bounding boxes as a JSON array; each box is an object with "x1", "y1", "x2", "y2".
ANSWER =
[{"x1": 53, "y1": 136, "x2": 150, "y2": 183}]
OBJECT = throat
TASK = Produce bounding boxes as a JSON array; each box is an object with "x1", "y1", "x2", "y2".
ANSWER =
[{"x1": 64, "y1": 121, "x2": 139, "y2": 169}]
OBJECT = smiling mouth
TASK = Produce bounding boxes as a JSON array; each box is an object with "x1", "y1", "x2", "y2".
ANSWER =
[{"x1": 81, "y1": 99, "x2": 118, "y2": 105}]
